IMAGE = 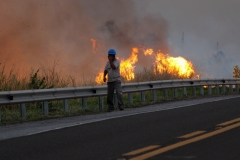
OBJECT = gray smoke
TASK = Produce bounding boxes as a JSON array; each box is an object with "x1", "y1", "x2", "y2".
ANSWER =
[
  {"x1": 1, "y1": 0, "x2": 239, "y2": 80},
  {"x1": 0, "y1": 0, "x2": 169, "y2": 79},
  {"x1": 138, "y1": 0, "x2": 240, "y2": 78}
]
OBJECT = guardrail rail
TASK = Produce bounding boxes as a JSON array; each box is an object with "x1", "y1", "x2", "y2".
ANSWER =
[{"x1": 0, "y1": 78, "x2": 240, "y2": 118}]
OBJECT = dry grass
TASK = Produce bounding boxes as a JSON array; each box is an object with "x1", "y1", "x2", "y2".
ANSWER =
[
  {"x1": 0, "y1": 62, "x2": 27, "y2": 91},
  {"x1": 0, "y1": 61, "x2": 95, "y2": 91},
  {"x1": 122, "y1": 65, "x2": 195, "y2": 83},
  {"x1": 0, "y1": 61, "x2": 197, "y2": 91}
]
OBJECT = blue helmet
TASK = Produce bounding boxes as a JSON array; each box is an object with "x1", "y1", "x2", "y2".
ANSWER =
[{"x1": 108, "y1": 49, "x2": 116, "y2": 55}]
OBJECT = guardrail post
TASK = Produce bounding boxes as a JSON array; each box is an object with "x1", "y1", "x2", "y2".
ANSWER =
[
  {"x1": 215, "y1": 85, "x2": 219, "y2": 94},
  {"x1": 128, "y1": 93, "x2": 133, "y2": 104},
  {"x1": 152, "y1": 90, "x2": 157, "y2": 101},
  {"x1": 229, "y1": 85, "x2": 233, "y2": 93},
  {"x1": 236, "y1": 84, "x2": 239, "y2": 93},
  {"x1": 20, "y1": 103, "x2": 26, "y2": 118},
  {"x1": 192, "y1": 87, "x2": 196, "y2": 97},
  {"x1": 63, "y1": 99, "x2": 68, "y2": 112},
  {"x1": 42, "y1": 101, "x2": 49, "y2": 116},
  {"x1": 200, "y1": 86, "x2": 204, "y2": 96},
  {"x1": 222, "y1": 85, "x2": 226, "y2": 94},
  {"x1": 140, "y1": 91, "x2": 145, "y2": 102},
  {"x1": 0, "y1": 107, "x2": 2, "y2": 122},
  {"x1": 82, "y1": 98, "x2": 87, "y2": 108},
  {"x1": 98, "y1": 96, "x2": 104, "y2": 110},
  {"x1": 208, "y1": 86, "x2": 212, "y2": 95},
  {"x1": 183, "y1": 87, "x2": 187, "y2": 97},
  {"x1": 164, "y1": 89, "x2": 168, "y2": 99},
  {"x1": 174, "y1": 88, "x2": 178, "y2": 98}
]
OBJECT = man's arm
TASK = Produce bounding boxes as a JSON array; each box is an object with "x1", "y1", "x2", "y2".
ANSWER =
[
  {"x1": 103, "y1": 70, "x2": 108, "y2": 82},
  {"x1": 109, "y1": 60, "x2": 116, "y2": 69}
]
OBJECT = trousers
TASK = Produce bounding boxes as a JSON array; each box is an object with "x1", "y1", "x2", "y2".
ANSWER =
[{"x1": 107, "y1": 81, "x2": 124, "y2": 109}]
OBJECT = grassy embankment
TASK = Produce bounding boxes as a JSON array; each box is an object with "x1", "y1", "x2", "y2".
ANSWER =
[{"x1": 0, "y1": 63, "x2": 234, "y2": 124}]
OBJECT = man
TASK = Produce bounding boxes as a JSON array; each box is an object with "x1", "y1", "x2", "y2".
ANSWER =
[{"x1": 103, "y1": 49, "x2": 124, "y2": 111}]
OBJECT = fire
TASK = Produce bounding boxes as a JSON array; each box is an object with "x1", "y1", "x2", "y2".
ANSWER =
[
  {"x1": 95, "y1": 48, "x2": 139, "y2": 84},
  {"x1": 94, "y1": 47, "x2": 196, "y2": 85},
  {"x1": 154, "y1": 51, "x2": 194, "y2": 78},
  {"x1": 119, "y1": 48, "x2": 138, "y2": 81},
  {"x1": 144, "y1": 48, "x2": 153, "y2": 56},
  {"x1": 95, "y1": 72, "x2": 104, "y2": 85}
]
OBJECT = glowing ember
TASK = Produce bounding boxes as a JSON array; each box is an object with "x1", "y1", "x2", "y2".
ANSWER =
[
  {"x1": 143, "y1": 48, "x2": 153, "y2": 56},
  {"x1": 90, "y1": 39, "x2": 97, "y2": 53},
  {"x1": 203, "y1": 86, "x2": 215, "y2": 88},
  {"x1": 152, "y1": 51, "x2": 194, "y2": 78}
]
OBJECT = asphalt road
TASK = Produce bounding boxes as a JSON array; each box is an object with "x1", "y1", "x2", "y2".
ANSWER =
[{"x1": 0, "y1": 97, "x2": 240, "y2": 160}]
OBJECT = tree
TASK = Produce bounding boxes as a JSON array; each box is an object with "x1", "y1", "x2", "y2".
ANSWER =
[{"x1": 233, "y1": 65, "x2": 240, "y2": 78}]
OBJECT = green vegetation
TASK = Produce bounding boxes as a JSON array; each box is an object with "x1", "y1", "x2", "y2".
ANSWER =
[
  {"x1": 0, "y1": 85, "x2": 237, "y2": 125},
  {"x1": 0, "y1": 62, "x2": 237, "y2": 125}
]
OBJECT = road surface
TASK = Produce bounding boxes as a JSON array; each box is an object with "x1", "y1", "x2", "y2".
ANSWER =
[{"x1": 0, "y1": 95, "x2": 240, "y2": 159}]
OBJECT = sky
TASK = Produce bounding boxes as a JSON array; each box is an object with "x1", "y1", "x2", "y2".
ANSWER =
[{"x1": 0, "y1": 0, "x2": 239, "y2": 79}]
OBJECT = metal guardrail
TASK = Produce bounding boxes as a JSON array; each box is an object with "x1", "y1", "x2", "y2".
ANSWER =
[{"x1": 0, "y1": 78, "x2": 240, "y2": 118}]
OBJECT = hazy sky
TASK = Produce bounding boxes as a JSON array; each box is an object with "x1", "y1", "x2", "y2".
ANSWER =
[
  {"x1": 137, "y1": 0, "x2": 240, "y2": 77},
  {"x1": 139, "y1": 0, "x2": 240, "y2": 50}
]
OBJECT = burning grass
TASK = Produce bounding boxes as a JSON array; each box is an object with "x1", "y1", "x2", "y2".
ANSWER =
[
  {"x1": 0, "y1": 57, "x2": 197, "y2": 91},
  {"x1": 95, "y1": 47, "x2": 198, "y2": 85},
  {"x1": 132, "y1": 66, "x2": 192, "y2": 83}
]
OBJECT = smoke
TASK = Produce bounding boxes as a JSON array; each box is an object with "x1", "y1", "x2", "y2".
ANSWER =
[
  {"x1": 139, "y1": 0, "x2": 240, "y2": 78},
  {"x1": 1, "y1": 0, "x2": 239, "y2": 80},
  {"x1": 0, "y1": 0, "x2": 169, "y2": 79}
]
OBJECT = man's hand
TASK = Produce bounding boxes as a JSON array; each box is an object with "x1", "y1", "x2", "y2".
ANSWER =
[
  {"x1": 103, "y1": 77, "x2": 106, "y2": 82},
  {"x1": 108, "y1": 55, "x2": 116, "y2": 69},
  {"x1": 108, "y1": 56, "x2": 113, "y2": 62}
]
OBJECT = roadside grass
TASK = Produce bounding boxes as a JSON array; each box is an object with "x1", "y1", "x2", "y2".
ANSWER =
[
  {"x1": 0, "y1": 86, "x2": 236, "y2": 125},
  {"x1": 0, "y1": 61, "x2": 235, "y2": 125}
]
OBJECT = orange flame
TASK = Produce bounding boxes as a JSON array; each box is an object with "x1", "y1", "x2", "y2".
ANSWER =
[
  {"x1": 95, "y1": 47, "x2": 196, "y2": 84},
  {"x1": 95, "y1": 48, "x2": 138, "y2": 84},
  {"x1": 119, "y1": 48, "x2": 138, "y2": 81},
  {"x1": 154, "y1": 51, "x2": 194, "y2": 78},
  {"x1": 143, "y1": 48, "x2": 153, "y2": 56},
  {"x1": 95, "y1": 72, "x2": 104, "y2": 85}
]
